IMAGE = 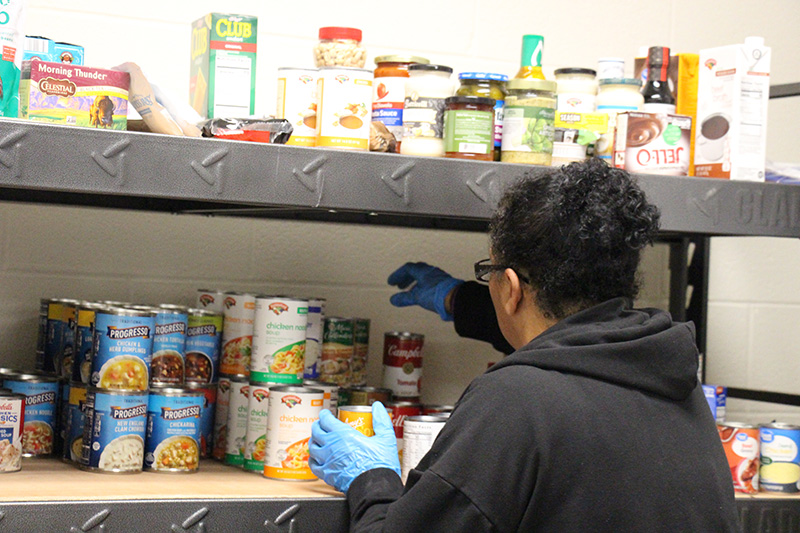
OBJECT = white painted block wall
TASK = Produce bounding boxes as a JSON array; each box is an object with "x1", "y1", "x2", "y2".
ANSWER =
[{"x1": 1, "y1": 0, "x2": 798, "y2": 420}]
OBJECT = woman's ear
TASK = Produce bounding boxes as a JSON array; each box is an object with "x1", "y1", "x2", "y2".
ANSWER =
[{"x1": 502, "y1": 268, "x2": 524, "y2": 316}]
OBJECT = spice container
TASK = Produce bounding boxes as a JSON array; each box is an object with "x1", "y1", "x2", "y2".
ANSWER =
[
  {"x1": 400, "y1": 64, "x2": 454, "y2": 157},
  {"x1": 444, "y1": 96, "x2": 496, "y2": 161},
  {"x1": 456, "y1": 73, "x2": 508, "y2": 160},
  {"x1": 595, "y1": 77, "x2": 644, "y2": 164},
  {"x1": 500, "y1": 79, "x2": 557, "y2": 165},
  {"x1": 313, "y1": 27, "x2": 366, "y2": 68},
  {"x1": 554, "y1": 68, "x2": 597, "y2": 113},
  {"x1": 372, "y1": 55, "x2": 430, "y2": 150}
]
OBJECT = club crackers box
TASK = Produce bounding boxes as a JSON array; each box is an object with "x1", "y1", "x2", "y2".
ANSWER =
[{"x1": 190, "y1": 13, "x2": 257, "y2": 119}]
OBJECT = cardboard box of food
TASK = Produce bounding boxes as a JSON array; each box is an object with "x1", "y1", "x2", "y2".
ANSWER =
[{"x1": 613, "y1": 111, "x2": 692, "y2": 176}]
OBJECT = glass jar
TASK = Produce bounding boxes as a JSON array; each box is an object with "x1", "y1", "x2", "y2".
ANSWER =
[
  {"x1": 554, "y1": 68, "x2": 598, "y2": 113},
  {"x1": 444, "y1": 96, "x2": 496, "y2": 161},
  {"x1": 456, "y1": 73, "x2": 508, "y2": 161},
  {"x1": 373, "y1": 55, "x2": 430, "y2": 149},
  {"x1": 313, "y1": 27, "x2": 366, "y2": 68},
  {"x1": 500, "y1": 79, "x2": 557, "y2": 165},
  {"x1": 596, "y1": 57, "x2": 625, "y2": 80},
  {"x1": 400, "y1": 64, "x2": 454, "y2": 157},
  {"x1": 595, "y1": 78, "x2": 644, "y2": 163}
]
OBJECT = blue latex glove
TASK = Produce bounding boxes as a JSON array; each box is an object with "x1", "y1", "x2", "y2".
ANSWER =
[
  {"x1": 309, "y1": 401, "x2": 401, "y2": 494},
  {"x1": 387, "y1": 262, "x2": 464, "y2": 321}
]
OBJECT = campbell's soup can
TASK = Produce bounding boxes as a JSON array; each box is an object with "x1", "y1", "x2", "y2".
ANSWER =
[
  {"x1": 303, "y1": 379, "x2": 339, "y2": 416},
  {"x1": 303, "y1": 298, "x2": 327, "y2": 380},
  {"x1": 352, "y1": 318, "x2": 370, "y2": 387},
  {"x1": 185, "y1": 309, "x2": 223, "y2": 384},
  {"x1": 338, "y1": 405, "x2": 374, "y2": 437},
  {"x1": 81, "y1": 388, "x2": 148, "y2": 473},
  {"x1": 224, "y1": 377, "x2": 250, "y2": 467},
  {"x1": 72, "y1": 302, "x2": 105, "y2": 385},
  {"x1": 244, "y1": 381, "x2": 277, "y2": 473},
  {"x1": 316, "y1": 67, "x2": 374, "y2": 151},
  {"x1": 212, "y1": 375, "x2": 235, "y2": 460},
  {"x1": 759, "y1": 422, "x2": 800, "y2": 493},
  {"x1": 144, "y1": 387, "x2": 203, "y2": 473},
  {"x1": 382, "y1": 332, "x2": 424, "y2": 399},
  {"x1": 0, "y1": 390, "x2": 25, "y2": 473},
  {"x1": 251, "y1": 296, "x2": 307, "y2": 384},
  {"x1": 185, "y1": 381, "x2": 217, "y2": 458},
  {"x1": 92, "y1": 306, "x2": 155, "y2": 391},
  {"x1": 320, "y1": 317, "x2": 354, "y2": 386},
  {"x1": 387, "y1": 401, "x2": 422, "y2": 463},
  {"x1": 401, "y1": 415, "x2": 446, "y2": 483},
  {"x1": 4, "y1": 373, "x2": 59, "y2": 457},
  {"x1": 151, "y1": 305, "x2": 188, "y2": 386},
  {"x1": 277, "y1": 67, "x2": 319, "y2": 147},
  {"x1": 717, "y1": 422, "x2": 759, "y2": 494},
  {"x1": 196, "y1": 289, "x2": 226, "y2": 314},
  {"x1": 220, "y1": 292, "x2": 256, "y2": 376},
  {"x1": 64, "y1": 383, "x2": 88, "y2": 464},
  {"x1": 264, "y1": 386, "x2": 324, "y2": 481}
]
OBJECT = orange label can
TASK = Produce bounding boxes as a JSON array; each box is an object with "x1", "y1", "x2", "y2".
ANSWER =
[
  {"x1": 717, "y1": 422, "x2": 759, "y2": 494},
  {"x1": 263, "y1": 386, "x2": 324, "y2": 481},
  {"x1": 338, "y1": 405, "x2": 373, "y2": 437}
]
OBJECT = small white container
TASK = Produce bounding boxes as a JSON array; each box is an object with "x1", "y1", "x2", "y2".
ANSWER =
[
  {"x1": 554, "y1": 68, "x2": 598, "y2": 113},
  {"x1": 596, "y1": 57, "x2": 625, "y2": 80},
  {"x1": 595, "y1": 78, "x2": 644, "y2": 163},
  {"x1": 400, "y1": 64, "x2": 454, "y2": 157}
]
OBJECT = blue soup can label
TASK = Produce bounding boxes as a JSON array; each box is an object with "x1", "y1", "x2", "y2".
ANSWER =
[
  {"x1": 144, "y1": 388, "x2": 203, "y2": 472},
  {"x1": 64, "y1": 383, "x2": 88, "y2": 464},
  {"x1": 759, "y1": 423, "x2": 800, "y2": 493},
  {"x1": 151, "y1": 306, "x2": 188, "y2": 386},
  {"x1": 185, "y1": 310, "x2": 223, "y2": 384},
  {"x1": 72, "y1": 303, "x2": 104, "y2": 385},
  {"x1": 4, "y1": 376, "x2": 59, "y2": 457},
  {"x1": 82, "y1": 389, "x2": 147, "y2": 472},
  {"x1": 92, "y1": 308, "x2": 155, "y2": 391}
]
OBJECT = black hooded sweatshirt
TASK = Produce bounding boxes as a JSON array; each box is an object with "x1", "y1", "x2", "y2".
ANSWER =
[{"x1": 347, "y1": 295, "x2": 740, "y2": 532}]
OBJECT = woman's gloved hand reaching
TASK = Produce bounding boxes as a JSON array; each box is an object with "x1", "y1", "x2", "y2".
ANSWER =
[{"x1": 387, "y1": 262, "x2": 464, "y2": 321}]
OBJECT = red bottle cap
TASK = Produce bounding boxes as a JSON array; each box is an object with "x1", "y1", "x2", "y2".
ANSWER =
[{"x1": 318, "y1": 26, "x2": 362, "y2": 42}]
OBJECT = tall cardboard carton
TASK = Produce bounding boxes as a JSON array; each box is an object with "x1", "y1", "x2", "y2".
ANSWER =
[{"x1": 694, "y1": 37, "x2": 770, "y2": 181}]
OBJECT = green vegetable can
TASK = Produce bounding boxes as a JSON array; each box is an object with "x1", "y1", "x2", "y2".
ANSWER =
[{"x1": 500, "y1": 79, "x2": 557, "y2": 165}]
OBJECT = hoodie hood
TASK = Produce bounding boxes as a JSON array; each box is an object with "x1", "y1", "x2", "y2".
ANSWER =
[{"x1": 487, "y1": 298, "x2": 699, "y2": 401}]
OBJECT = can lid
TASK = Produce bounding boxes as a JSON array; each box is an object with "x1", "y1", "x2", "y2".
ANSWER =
[
  {"x1": 158, "y1": 304, "x2": 189, "y2": 312},
  {"x1": 507, "y1": 79, "x2": 557, "y2": 92},
  {"x1": 186, "y1": 307, "x2": 221, "y2": 317},
  {"x1": 270, "y1": 385, "x2": 324, "y2": 394},
  {"x1": 0, "y1": 389, "x2": 26, "y2": 400},
  {"x1": 318, "y1": 26, "x2": 362, "y2": 42},
  {"x1": 3, "y1": 372, "x2": 60, "y2": 383},
  {"x1": 338, "y1": 405, "x2": 373, "y2": 412},
  {"x1": 304, "y1": 379, "x2": 338, "y2": 387},
  {"x1": 598, "y1": 77, "x2": 643, "y2": 87},
  {"x1": 458, "y1": 72, "x2": 509, "y2": 82},
  {"x1": 384, "y1": 331, "x2": 425, "y2": 340},
  {"x1": 554, "y1": 67, "x2": 597, "y2": 77},
  {"x1": 718, "y1": 421, "x2": 758, "y2": 429},
  {"x1": 104, "y1": 305, "x2": 156, "y2": 317},
  {"x1": 760, "y1": 422, "x2": 800, "y2": 430},
  {"x1": 408, "y1": 64, "x2": 453, "y2": 74},
  {"x1": 374, "y1": 55, "x2": 430, "y2": 65},
  {"x1": 149, "y1": 386, "x2": 204, "y2": 397},
  {"x1": 445, "y1": 95, "x2": 496, "y2": 107},
  {"x1": 406, "y1": 415, "x2": 448, "y2": 423}
]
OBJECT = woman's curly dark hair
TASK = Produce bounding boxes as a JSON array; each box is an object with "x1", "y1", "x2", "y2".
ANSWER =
[{"x1": 489, "y1": 158, "x2": 661, "y2": 320}]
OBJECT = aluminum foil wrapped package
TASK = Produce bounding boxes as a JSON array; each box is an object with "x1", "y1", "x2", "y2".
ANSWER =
[{"x1": 201, "y1": 117, "x2": 293, "y2": 144}]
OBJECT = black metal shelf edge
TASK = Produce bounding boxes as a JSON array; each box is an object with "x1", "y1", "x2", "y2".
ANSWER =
[{"x1": 1, "y1": 119, "x2": 799, "y2": 237}]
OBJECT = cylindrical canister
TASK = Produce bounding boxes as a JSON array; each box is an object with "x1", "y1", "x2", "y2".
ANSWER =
[
  {"x1": 337, "y1": 405, "x2": 374, "y2": 437},
  {"x1": 92, "y1": 306, "x2": 155, "y2": 391},
  {"x1": 4, "y1": 373, "x2": 59, "y2": 457},
  {"x1": 340, "y1": 386, "x2": 392, "y2": 407},
  {"x1": 185, "y1": 308, "x2": 224, "y2": 384},
  {"x1": 81, "y1": 388, "x2": 148, "y2": 473},
  {"x1": 717, "y1": 422, "x2": 759, "y2": 494},
  {"x1": 382, "y1": 332, "x2": 424, "y2": 399},
  {"x1": 151, "y1": 305, "x2": 188, "y2": 386},
  {"x1": 35, "y1": 298, "x2": 48, "y2": 371},
  {"x1": 264, "y1": 386, "x2": 324, "y2": 481},
  {"x1": 243, "y1": 381, "x2": 275, "y2": 473},
  {"x1": 759, "y1": 422, "x2": 800, "y2": 493},
  {"x1": 315, "y1": 67, "x2": 374, "y2": 150},
  {"x1": 196, "y1": 289, "x2": 226, "y2": 314},
  {"x1": 0, "y1": 390, "x2": 25, "y2": 472},
  {"x1": 71, "y1": 302, "x2": 105, "y2": 385},
  {"x1": 352, "y1": 318, "x2": 370, "y2": 387},
  {"x1": 58, "y1": 299, "x2": 80, "y2": 379},
  {"x1": 212, "y1": 375, "x2": 234, "y2": 460},
  {"x1": 387, "y1": 401, "x2": 423, "y2": 464},
  {"x1": 303, "y1": 379, "x2": 339, "y2": 416},
  {"x1": 401, "y1": 415, "x2": 447, "y2": 483},
  {"x1": 144, "y1": 387, "x2": 204, "y2": 473},
  {"x1": 224, "y1": 377, "x2": 250, "y2": 467},
  {"x1": 277, "y1": 67, "x2": 319, "y2": 147},
  {"x1": 63, "y1": 383, "x2": 88, "y2": 464},
  {"x1": 220, "y1": 292, "x2": 256, "y2": 377},
  {"x1": 184, "y1": 381, "x2": 217, "y2": 458},
  {"x1": 251, "y1": 296, "x2": 308, "y2": 384},
  {"x1": 320, "y1": 317, "x2": 354, "y2": 386},
  {"x1": 303, "y1": 298, "x2": 327, "y2": 380}
]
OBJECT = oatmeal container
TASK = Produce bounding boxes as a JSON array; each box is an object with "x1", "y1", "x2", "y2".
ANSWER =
[
  {"x1": 185, "y1": 381, "x2": 217, "y2": 458},
  {"x1": 0, "y1": 390, "x2": 25, "y2": 473},
  {"x1": 221, "y1": 292, "x2": 256, "y2": 377},
  {"x1": 185, "y1": 309, "x2": 223, "y2": 384},
  {"x1": 81, "y1": 388, "x2": 148, "y2": 473},
  {"x1": 196, "y1": 289, "x2": 226, "y2": 314},
  {"x1": 320, "y1": 317, "x2": 355, "y2": 386},
  {"x1": 72, "y1": 302, "x2": 105, "y2": 385},
  {"x1": 277, "y1": 67, "x2": 319, "y2": 147},
  {"x1": 303, "y1": 379, "x2": 339, "y2": 416},
  {"x1": 316, "y1": 67, "x2": 374, "y2": 150},
  {"x1": 401, "y1": 415, "x2": 447, "y2": 483},
  {"x1": 151, "y1": 305, "x2": 188, "y2": 386},
  {"x1": 63, "y1": 383, "x2": 88, "y2": 464},
  {"x1": 92, "y1": 306, "x2": 155, "y2": 391},
  {"x1": 303, "y1": 298, "x2": 327, "y2": 380},
  {"x1": 212, "y1": 375, "x2": 234, "y2": 461},
  {"x1": 251, "y1": 296, "x2": 308, "y2": 384},
  {"x1": 337, "y1": 405, "x2": 374, "y2": 437},
  {"x1": 144, "y1": 387, "x2": 203, "y2": 473},
  {"x1": 224, "y1": 377, "x2": 250, "y2": 467},
  {"x1": 244, "y1": 381, "x2": 277, "y2": 473},
  {"x1": 264, "y1": 385, "x2": 324, "y2": 480},
  {"x1": 382, "y1": 332, "x2": 424, "y2": 399},
  {"x1": 3, "y1": 373, "x2": 59, "y2": 457}
]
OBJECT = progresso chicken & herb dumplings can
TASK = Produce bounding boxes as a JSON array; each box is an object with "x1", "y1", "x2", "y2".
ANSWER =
[
  {"x1": 221, "y1": 292, "x2": 256, "y2": 377},
  {"x1": 0, "y1": 389, "x2": 25, "y2": 473},
  {"x1": 3, "y1": 373, "x2": 59, "y2": 457},
  {"x1": 263, "y1": 385, "x2": 324, "y2": 481},
  {"x1": 759, "y1": 422, "x2": 800, "y2": 493},
  {"x1": 185, "y1": 309, "x2": 223, "y2": 384},
  {"x1": 92, "y1": 306, "x2": 156, "y2": 391},
  {"x1": 251, "y1": 296, "x2": 307, "y2": 384},
  {"x1": 150, "y1": 305, "x2": 189, "y2": 386},
  {"x1": 144, "y1": 387, "x2": 203, "y2": 473},
  {"x1": 81, "y1": 388, "x2": 148, "y2": 473}
]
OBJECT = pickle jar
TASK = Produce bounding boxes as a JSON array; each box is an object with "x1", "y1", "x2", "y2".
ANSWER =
[
  {"x1": 313, "y1": 26, "x2": 366, "y2": 68},
  {"x1": 444, "y1": 96, "x2": 496, "y2": 161},
  {"x1": 500, "y1": 79, "x2": 557, "y2": 165},
  {"x1": 456, "y1": 73, "x2": 508, "y2": 161},
  {"x1": 373, "y1": 55, "x2": 430, "y2": 149}
]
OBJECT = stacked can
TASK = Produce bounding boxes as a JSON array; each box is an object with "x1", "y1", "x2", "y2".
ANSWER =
[
  {"x1": 71, "y1": 302, "x2": 106, "y2": 385},
  {"x1": 0, "y1": 388, "x2": 25, "y2": 473},
  {"x1": 223, "y1": 375, "x2": 250, "y2": 466},
  {"x1": 387, "y1": 401, "x2": 423, "y2": 464},
  {"x1": 401, "y1": 415, "x2": 447, "y2": 483},
  {"x1": 220, "y1": 292, "x2": 256, "y2": 377},
  {"x1": 243, "y1": 380, "x2": 276, "y2": 473},
  {"x1": 351, "y1": 318, "x2": 370, "y2": 386},
  {"x1": 717, "y1": 422, "x2": 759, "y2": 494},
  {"x1": 185, "y1": 381, "x2": 217, "y2": 458},
  {"x1": 91, "y1": 306, "x2": 155, "y2": 391},
  {"x1": 2, "y1": 373, "x2": 59, "y2": 457},
  {"x1": 151, "y1": 305, "x2": 188, "y2": 386},
  {"x1": 339, "y1": 386, "x2": 392, "y2": 407},
  {"x1": 303, "y1": 298, "x2": 326, "y2": 380},
  {"x1": 320, "y1": 317, "x2": 355, "y2": 386},
  {"x1": 185, "y1": 308, "x2": 223, "y2": 385},
  {"x1": 382, "y1": 332, "x2": 424, "y2": 400},
  {"x1": 144, "y1": 387, "x2": 204, "y2": 473},
  {"x1": 63, "y1": 383, "x2": 87, "y2": 464},
  {"x1": 212, "y1": 375, "x2": 233, "y2": 460},
  {"x1": 37, "y1": 298, "x2": 80, "y2": 376},
  {"x1": 196, "y1": 289, "x2": 226, "y2": 314},
  {"x1": 250, "y1": 296, "x2": 308, "y2": 384},
  {"x1": 759, "y1": 423, "x2": 800, "y2": 493},
  {"x1": 304, "y1": 379, "x2": 339, "y2": 416},
  {"x1": 263, "y1": 385, "x2": 324, "y2": 481}
]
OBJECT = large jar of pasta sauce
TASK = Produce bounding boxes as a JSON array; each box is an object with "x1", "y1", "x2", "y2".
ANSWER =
[{"x1": 372, "y1": 55, "x2": 430, "y2": 152}]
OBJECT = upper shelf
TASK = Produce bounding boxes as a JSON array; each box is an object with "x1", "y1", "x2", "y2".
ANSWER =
[{"x1": 0, "y1": 119, "x2": 798, "y2": 237}]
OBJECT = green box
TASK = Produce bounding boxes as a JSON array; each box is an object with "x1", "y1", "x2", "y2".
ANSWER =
[{"x1": 190, "y1": 13, "x2": 257, "y2": 119}]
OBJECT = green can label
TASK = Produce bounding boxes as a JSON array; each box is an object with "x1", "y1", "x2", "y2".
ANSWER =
[
  {"x1": 501, "y1": 106, "x2": 555, "y2": 154},
  {"x1": 444, "y1": 109, "x2": 494, "y2": 155}
]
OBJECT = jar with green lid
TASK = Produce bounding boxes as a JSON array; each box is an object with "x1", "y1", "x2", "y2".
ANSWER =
[
  {"x1": 456, "y1": 72, "x2": 508, "y2": 161},
  {"x1": 500, "y1": 79, "x2": 557, "y2": 165}
]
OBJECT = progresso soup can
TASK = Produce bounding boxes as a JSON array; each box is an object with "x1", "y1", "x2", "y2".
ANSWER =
[
  {"x1": 224, "y1": 377, "x2": 250, "y2": 467},
  {"x1": 263, "y1": 385, "x2": 324, "y2": 481},
  {"x1": 81, "y1": 388, "x2": 148, "y2": 473},
  {"x1": 759, "y1": 422, "x2": 800, "y2": 493},
  {"x1": 303, "y1": 298, "x2": 326, "y2": 380},
  {"x1": 144, "y1": 387, "x2": 203, "y2": 473},
  {"x1": 221, "y1": 292, "x2": 256, "y2": 377},
  {"x1": 151, "y1": 305, "x2": 189, "y2": 386},
  {"x1": 0, "y1": 389, "x2": 25, "y2": 473},
  {"x1": 71, "y1": 302, "x2": 105, "y2": 385},
  {"x1": 185, "y1": 309, "x2": 223, "y2": 384},
  {"x1": 63, "y1": 383, "x2": 88, "y2": 464},
  {"x1": 717, "y1": 422, "x2": 759, "y2": 494},
  {"x1": 251, "y1": 296, "x2": 307, "y2": 384},
  {"x1": 185, "y1": 381, "x2": 217, "y2": 458},
  {"x1": 3, "y1": 373, "x2": 59, "y2": 457},
  {"x1": 92, "y1": 306, "x2": 156, "y2": 391}
]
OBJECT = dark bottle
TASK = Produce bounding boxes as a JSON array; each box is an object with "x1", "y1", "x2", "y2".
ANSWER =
[{"x1": 642, "y1": 46, "x2": 676, "y2": 114}]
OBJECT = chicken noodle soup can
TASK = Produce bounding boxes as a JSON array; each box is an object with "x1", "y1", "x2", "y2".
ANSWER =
[
  {"x1": 244, "y1": 381, "x2": 275, "y2": 473},
  {"x1": 303, "y1": 298, "x2": 326, "y2": 380},
  {"x1": 717, "y1": 422, "x2": 759, "y2": 494},
  {"x1": 151, "y1": 305, "x2": 188, "y2": 386},
  {"x1": 81, "y1": 388, "x2": 148, "y2": 473},
  {"x1": 264, "y1": 385, "x2": 324, "y2": 480},
  {"x1": 0, "y1": 390, "x2": 25, "y2": 473},
  {"x1": 221, "y1": 292, "x2": 256, "y2": 377},
  {"x1": 212, "y1": 375, "x2": 235, "y2": 460},
  {"x1": 337, "y1": 405, "x2": 374, "y2": 437},
  {"x1": 401, "y1": 415, "x2": 446, "y2": 483},
  {"x1": 251, "y1": 296, "x2": 307, "y2": 384},
  {"x1": 185, "y1": 381, "x2": 217, "y2": 458},
  {"x1": 3, "y1": 373, "x2": 59, "y2": 457},
  {"x1": 352, "y1": 318, "x2": 370, "y2": 386},
  {"x1": 277, "y1": 67, "x2": 319, "y2": 147},
  {"x1": 303, "y1": 379, "x2": 339, "y2": 416},
  {"x1": 196, "y1": 289, "x2": 226, "y2": 314},
  {"x1": 320, "y1": 317, "x2": 354, "y2": 386},
  {"x1": 382, "y1": 332, "x2": 424, "y2": 399},
  {"x1": 144, "y1": 387, "x2": 203, "y2": 473},
  {"x1": 64, "y1": 383, "x2": 88, "y2": 464},
  {"x1": 72, "y1": 302, "x2": 105, "y2": 385},
  {"x1": 185, "y1": 309, "x2": 223, "y2": 385},
  {"x1": 92, "y1": 306, "x2": 155, "y2": 391},
  {"x1": 224, "y1": 378, "x2": 250, "y2": 466},
  {"x1": 759, "y1": 422, "x2": 800, "y2": 493},
  {"x1": 316, "y1": 67, "x2": 374, "y2": 150}
]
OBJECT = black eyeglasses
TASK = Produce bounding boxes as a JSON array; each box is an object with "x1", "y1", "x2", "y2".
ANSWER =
[{"x1": 473, "y1": 258, "x2": 530, "y2": 285}]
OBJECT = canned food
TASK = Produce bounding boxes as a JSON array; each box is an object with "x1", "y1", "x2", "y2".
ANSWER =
[
  {"x1": 185, "y1": 308, "x2": 223, "y2": 384},
  {"x1": 759, "y1": 422, "x2": 800, "y2": 493},
  {"x1": 92, "y1": 306, "x2": 156, "y2": 391},
  {"x1": 303, "y1": 298, "x2": 327, "y2": 380},
  {"x1": 144, "y1": 387, "x2": 203, "y2": 473},
  {"x1": 151, "y1": 305, "x2": 188, "y2": 386},
  {"x1": 352, "y1": 318, "x2": 370, "y2": 386},
  {"x1": 196, "y1": 289, "x2": 226, "y2": 314},
  {"x1": 303, "y1": 379, "x2": 339, "y2": 416},
  {"x1": 320, "y1": 317, "x2": 354, "y2": 386},
  {"x1": 315, "y1": 67, "x2": 374, "y2": 150},
  {"x1": 337, "y1": 405, "x2": 374, "y2": 437},
  {"x1": 81, "y1": 388, "x2": 148, "y2": 473},
  {"x1": 277, "y1": 67, "x2": 319, "y2": 147},
  {"x1": 39, "y1": 298, "x2": 79, "y2": 375},
  {"x1": 184, "y1": 381, "x2": 217, "y2": 458},
  {"x1": 0, "y1": 390, "x2": 25, "y2": 472},
  {"x1": 212, "y1": 375, "x2": 234, "y2": 460},
  {"x1": 220, "y1": 292, "x2": 256, "y2": 376},
  {"x1": 340, "y1": 386, "x2": 392, "y2": 407},
  {"x1": 3, "y1": 373, "x2": 59, "y2": 457},
  {"x1": 717, "y1": 422, "x2": 759, "y2": 494},
  {"x1": 35, "y1": 299, "x2": 48, "y2": 371},
  {"x1": 224, "y1": 377, "x2": 250, "y2": 466},
  {"x1": 422, "y1": 404, "x2": 454, "y2": 415},
  {"x1": 264, "y1": 386, "x2": 324, "y2": 480},
  {"x1": 251, "y1": 296, "x2": 307, "y2": 384},
  {"x1": 382, "y1": 332, "x2": 424, "y2": 399},
  {"x1": 63, "y1": 383, "x2": 88, "y2": 464},
  {"x1": 244, "y1": 381, "x2": 276, "y2": 473},
  {"x1": 387, "y1": 401, "x2": 422, "y2": 463},
  {"x1": 401, "y1": 415, "x2": 447, "y2": 483},
  {"x1": 55, "y1": 380, "x2": 69, "y2": 457},
  {"x1": 72, "y1": 302, "x2": 105, "y2": 385}
]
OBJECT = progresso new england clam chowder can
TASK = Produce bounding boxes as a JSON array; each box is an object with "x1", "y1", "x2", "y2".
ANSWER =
[{"x1": 81, "y1": 388, "x2": 148, "y2": 473}]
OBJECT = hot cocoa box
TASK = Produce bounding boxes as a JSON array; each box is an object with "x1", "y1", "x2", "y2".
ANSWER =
[
  {"x1": 19, "y1": 60, "x2": 130, "y2": 130},
  {"x1": 612, "y1": 111, "x2": 692, "y2": 176}
]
